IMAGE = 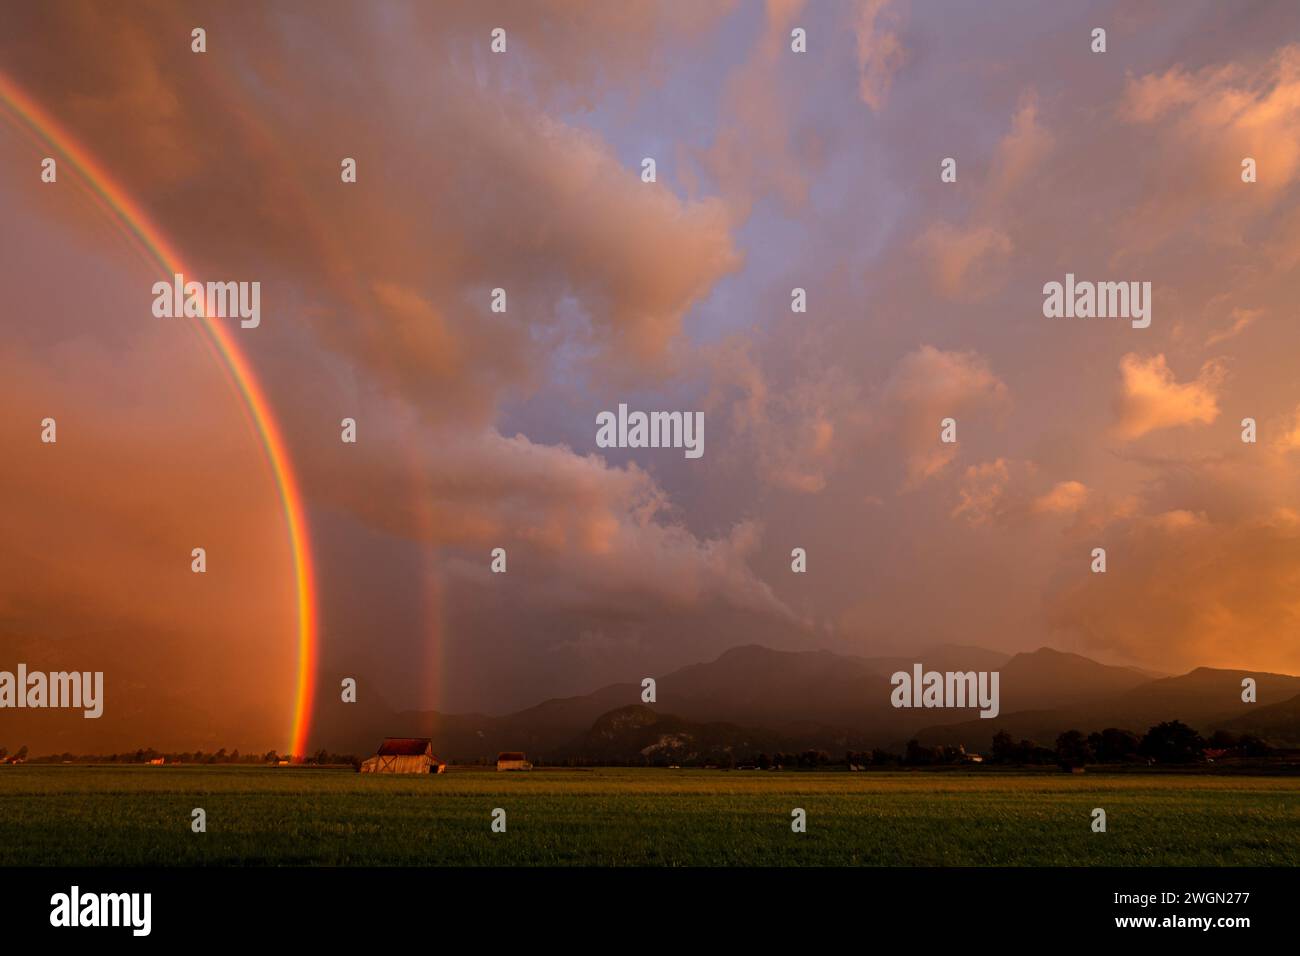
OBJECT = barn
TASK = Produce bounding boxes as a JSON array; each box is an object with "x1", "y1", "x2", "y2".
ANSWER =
[
  {"x1": 496, "y1": 751, "x2": 532, "y2": 771},
  {"x1": 360, "y1": 738, "x2": 446, "y2": 774}
]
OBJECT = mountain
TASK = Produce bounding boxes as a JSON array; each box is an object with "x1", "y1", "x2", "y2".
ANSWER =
[
  {"x1": 913, "y1": 666, "x2": 1300, "y2": 752},
  {"x1": 574, "y1": 705, "x2": 789, "y2": 762},
  {"x1": 1217, "y1": 692, "x2": 1300, "y2": 747},
  {"x1": 1110, "y1": 668, "x2": 1300, "y2": 729},
  {"x1": 315, "y1": 642, "x2": 1011, "y2": 758},
  {"x1": 309, "y1": 645, "x2": 1300, "y2": 762},
  {"x1": 995, "y1": 648, "x2": 1152, "y2": 711}
]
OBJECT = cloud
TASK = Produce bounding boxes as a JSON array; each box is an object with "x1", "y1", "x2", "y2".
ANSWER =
[
  {"x1": 700, "y1": 0, "x2": 816, "y2": 214},
  {"x1": 1113, "y1": 353, "x2": 1225, "y2": 441},
  {"x1": 1205, "y1": 306, "x2": 1260, "y2": 346},
  {"x1": 951, "y1": 458, "x2": 1016, "y2": 527},
  {"x1": 1048, "y1": 509, "x2": 1300, "y2": 673},
  {"x1": 853, "y1": 0, "x2": 907, "y2": 111},
  {"x1": 950, "y1": 459, "x2": 1079, "y2": 528},
  {"x1": 1119, "y1": 65, "x2": 1204, "y2": 124},
  {"x1": 313, "y1": 423, "x2": 791, "y2": 619},
  {"x1": 1032, "y1": 480, "x2": 1090, "y2": 516},
  {"x1": 1118, "y1": 49, "x2": 1300, "y2": 191},
  {"x1": 1116, "y1": 44, "x2": 1300, "y2": 247},
  {"x1": 705, "y1": 337, "x2": 865, "y2": 494},
  {"x1": 1045, "y1": 435, "x2": 1300, "y2": 674},
  {"x1": 1278, "y1": 405, "x2": 1300, "y2": 452},
  {"x1": 881, "y1": 346, "x2": 1009, "y2": 484},
  {"x1": 913, "y1": 223, "x2": 1012, "y2": 300},
  {"x1": 989, "y1": 91, "x2": 1054, "y2": 199}
]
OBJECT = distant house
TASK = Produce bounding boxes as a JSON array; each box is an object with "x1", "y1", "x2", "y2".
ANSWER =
[
  {"x1": 360, "y1": 738, "x2": 446, "y2": 774},
  {"x1": 496, "y1": 751, "x2": 532, "y2": 772},
  {"x1": 148, "y1": 757, "x2": 165, "y2": 766}
]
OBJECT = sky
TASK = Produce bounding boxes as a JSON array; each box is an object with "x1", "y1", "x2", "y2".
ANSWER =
[{"x1": 3, "y1": 0, "x2": 1300, "y2": 753}]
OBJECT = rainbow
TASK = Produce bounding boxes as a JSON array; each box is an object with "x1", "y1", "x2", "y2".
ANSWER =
[{"x1": 0, "y1": 70, "x2": 318, "y2": 758}]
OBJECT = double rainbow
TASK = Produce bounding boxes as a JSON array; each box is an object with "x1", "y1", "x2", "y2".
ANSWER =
[{"x1": 0, "y1": 70, "x2": 317, "y2": 758}]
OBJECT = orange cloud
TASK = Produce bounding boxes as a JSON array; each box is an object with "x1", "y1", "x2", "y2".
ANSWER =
[
  {"x1": 1032, "y1": 480, "x2": 1090, "y2": 516},
  {"x1": 1205, "y1": 306, "x2": 1260, "y2": 346},
  {"x1": 951, "y1": 458, "x2": 1015, "y2": 527},
  {"x1": 1048, "y1": 510, "x2": 1300, "y2": 674},
  {"x1": 881, "y1": 346, "x2": 1009, "y2": 485},
  {"x1": 1278, "y1": 405, "x2": 1300, "y2": 452},
  {"x1": 1113, "y1": 353, "x2": 1225, "y2": 440},
  {"x1": 913, "y1": 223, "x2": 1012, "y2": 300},
  {"x1": 989, "y1": 91, "x2": 1054, "y2": 200}
]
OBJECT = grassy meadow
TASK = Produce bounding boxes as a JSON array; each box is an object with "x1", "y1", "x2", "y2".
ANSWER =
[{"x1": 2, "y1": 765, "x2": 1296, "y2": 866}]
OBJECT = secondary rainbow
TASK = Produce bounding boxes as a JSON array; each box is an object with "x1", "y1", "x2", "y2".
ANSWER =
[{"x1": 0, "y1": 70, "x2": 318, "y2": 758}]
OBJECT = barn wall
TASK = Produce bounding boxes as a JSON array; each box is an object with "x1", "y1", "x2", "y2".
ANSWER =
[{"x1": 377, "y1": 755, "x2": 431, "y2": 774}]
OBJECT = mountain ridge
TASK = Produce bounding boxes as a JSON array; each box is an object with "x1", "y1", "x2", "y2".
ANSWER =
[{"x1": 310, "y1": 643, "x2": 1298, "y2": 759}]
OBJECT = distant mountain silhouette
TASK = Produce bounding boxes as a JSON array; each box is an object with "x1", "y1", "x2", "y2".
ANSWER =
[
  {"x1": 996, "y1": 648, "x2": 1152, "y2": 711},
  {"x1": 915, "y1": 666, "x2": 1300, "y2": 751},
  {"x1": 311, "y1": 644, "x2": 1300, "y2": 761},
  {"x1": 1219, "y1": 692, "x2": 1300, "y2": 747},
  {"x1": 576, "y1": 705, "x2": 789, "y2": 762}
]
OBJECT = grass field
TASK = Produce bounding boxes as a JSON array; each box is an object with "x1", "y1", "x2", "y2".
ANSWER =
[{"x1": 2, "y1": 765, "x2": 1297, "y2": 866}]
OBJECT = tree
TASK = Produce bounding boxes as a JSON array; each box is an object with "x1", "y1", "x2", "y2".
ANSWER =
[
  {"x1": 1026, "y1": 742, "x2": 1056, "y2": 765},
  {"x1": 1088, "y1": 728, "x2": 1141, "y2": 763},
  {"x1": 990, "y1": 730, "x2": 1016, "y2": 764},
  {"x1": 1207, "y1": 730, "x2": 1240, "y2": 750},
  {"x1": 1237, "y1": 734, "x2": 1271, "y2": 758},
  {"x1": 904, "y1": 739, "x2": 938, "y2": 765},
  {"x1": 15, "y1": 745, "x2": 29, "y2": 760},
  {"x1": 1140, "y1": 721, "x2": 1205, "y2": 764},
  {"x1": 1055, "y1": 730, "x2": 1093, "y2": 768}
]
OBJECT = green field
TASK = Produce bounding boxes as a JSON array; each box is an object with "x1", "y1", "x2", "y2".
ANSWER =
[{"x1": 2, "y1": 765, "x2": 1297, "y2": 866}]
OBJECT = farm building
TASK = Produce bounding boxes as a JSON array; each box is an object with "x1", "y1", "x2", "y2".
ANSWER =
[
  {"x1": 496, "y1": 751, "x2": 532, "y2": 771},
  {"x1": 360, "y1": 737, "x2": 446, "y2": 774}
]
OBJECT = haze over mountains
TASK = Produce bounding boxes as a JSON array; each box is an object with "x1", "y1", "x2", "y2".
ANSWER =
[{"x1": 312, "y1": 644, "x2": 1300, "y2": 760}]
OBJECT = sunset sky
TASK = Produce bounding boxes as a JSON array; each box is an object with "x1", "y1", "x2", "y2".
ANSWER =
[{"x1": 4, "y1": 0, "x2": 1300, "y2": 753}]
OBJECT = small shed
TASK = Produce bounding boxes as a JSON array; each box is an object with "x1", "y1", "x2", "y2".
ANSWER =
[
  {"x1": 361, "y1": 738, "x2": 446, "y2": 774},
  {"x1": 496, "y1": 751, "x2": 532, "y2": 771}
]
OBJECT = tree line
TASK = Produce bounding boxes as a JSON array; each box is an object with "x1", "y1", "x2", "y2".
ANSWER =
[
  {"x1": 0, "y1": 724, "x2": 1276, "y2": 769},
  {"x1": 839, "y1": 723, "x2": 1271, "y2": 769},
  {"x1": 0, "y1": 746, "x2": 361, "y2": 767}
]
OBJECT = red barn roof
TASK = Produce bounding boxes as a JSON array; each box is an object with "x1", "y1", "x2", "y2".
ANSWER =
[
  {"x1": 377, "y1": 738, "x2": 434, "y2": 756},
  {"x1": 497, "y1": 751, "x2": 527, "y2": 762}
]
